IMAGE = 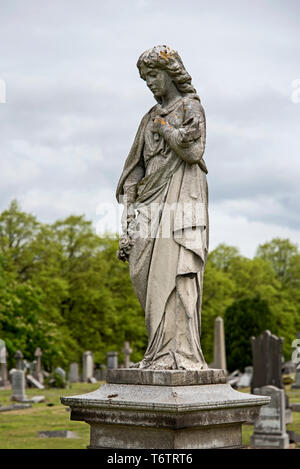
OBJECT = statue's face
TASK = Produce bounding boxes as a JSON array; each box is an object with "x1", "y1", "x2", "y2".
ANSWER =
[{"x1": 141, "y1": 64, "x2": 172, "y2": 99}]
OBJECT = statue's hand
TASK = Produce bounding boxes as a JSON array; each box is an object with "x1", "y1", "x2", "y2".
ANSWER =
[{"x1": 151, "y1": 116, "x2": 166, "y2": 135}]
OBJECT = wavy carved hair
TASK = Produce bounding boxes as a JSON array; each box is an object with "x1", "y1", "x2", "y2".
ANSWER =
[{"x1": 137, "y1": 45, "x2": 199, "y2": 101}]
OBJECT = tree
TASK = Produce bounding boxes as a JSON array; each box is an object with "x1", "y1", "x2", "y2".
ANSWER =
[
  {"x1": 256, "y1": 238, "x2": 299, "y2": 284},
  {"x1": 224, "y1": 296, "x2": 276, "y2": 371},
  {"x1": 208, "y1": 244, "x2": 240, "y2": 272}
]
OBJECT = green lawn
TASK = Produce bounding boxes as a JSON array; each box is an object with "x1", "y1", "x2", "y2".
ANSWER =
[
  {"x1": 0, "y1": 383, "x2": 299, "y2": 449},
  {"x1": 0, "y1": 382, "x2": 100, "y2": 449}
]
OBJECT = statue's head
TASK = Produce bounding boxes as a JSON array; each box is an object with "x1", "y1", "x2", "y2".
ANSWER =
[{"x1": 137, "y1": 45, "x2": 198, "y2": 103}]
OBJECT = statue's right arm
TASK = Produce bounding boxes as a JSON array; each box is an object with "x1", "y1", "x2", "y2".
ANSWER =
[{"x1": 123, "y1": 163, "x2": 144, "y2": 205}]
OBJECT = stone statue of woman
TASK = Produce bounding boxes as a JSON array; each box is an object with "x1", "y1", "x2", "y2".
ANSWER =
[{"x1": 116, "y1": 45, "x2": 209, "y2": 370}]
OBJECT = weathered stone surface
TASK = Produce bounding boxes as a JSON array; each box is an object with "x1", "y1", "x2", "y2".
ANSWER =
[
  {"x1": 107, "y1": 352, "x2": 118, "y2": 370},
  {"x1": 14, "y1": 350, "x2": 23, "y2": 371},
  {"x1": 0, "y1": 340, "x2": 9, "y2": 387},
  {"x1": 106, "y1": 368, "x2": 226, "y2": 386},
  {"x1": 0, "y1": 403, "x2": 32, "y2": 412},
  {"x1": 211, "y1": 317, "x2": 227, "y2": 371},
  {"x1": 61, "y1": 381, "x2": 270, "y2": 449},
  {"x1": 291, "y1": 366, "x2": 300, "y2": 389},
  {"x1": 29, "y1": 395, "x2": 45, "y2": 403},
  {"x1": 122, "y1": 342, "x2": 132, "y2": 369},
  {"x1": 10, "y1": 370, "x2": 27, "y2": 402},
  {"x1": 55, "y1": 367, "x2": 66, "y2": 381},
  {"x1": 251, "y1": 385, "x2": 289, "y2": 449},
  {"x1": 251, "y1": 330, "x2": 284, "y2": 392},
  {"x1": 62, "y1": 45, "x2": 271, "y2": 449},
  {"x1": 27, "y1": 374, "x2": 45, "y2": 390},
  {"x1": 116, "y1": 45, "x2": 209, "y2": 371},
  {"x1": 82, "y1": 351, "x2": 94, "y2": 382},
  {"x1": 38, "y1": 430, "x2": 78, "y2": 439},
  {"x1": 88, "y1": 377, "x2": 97, "y2": 384},
  {"x1": 69, "y1": 362, "x2": 80, "y2": 383},
  {"x1": 237, "y1": 366, "x2": 253, "y2": 388},
  {"x1": 34, "y1": 347, "x2": 44, "y2": 384}
]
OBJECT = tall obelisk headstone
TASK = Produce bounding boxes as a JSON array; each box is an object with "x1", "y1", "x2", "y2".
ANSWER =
[{"x1": 212, "y1": 316, "x2": 227, "y2": 372}]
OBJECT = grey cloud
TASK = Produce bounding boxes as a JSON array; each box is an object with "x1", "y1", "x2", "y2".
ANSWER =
[{"x1": 0, "y1": 0, "x2": 299, "y2": 255}]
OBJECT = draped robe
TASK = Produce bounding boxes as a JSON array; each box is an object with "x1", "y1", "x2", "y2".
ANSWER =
[{"x1": 116, "y1": 94, "x2": 209, "y2": 370}]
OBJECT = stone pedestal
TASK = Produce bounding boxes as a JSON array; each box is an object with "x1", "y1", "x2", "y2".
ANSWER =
[{"x1": 61, "y1": 369, "x2": 270, "y2": 449}]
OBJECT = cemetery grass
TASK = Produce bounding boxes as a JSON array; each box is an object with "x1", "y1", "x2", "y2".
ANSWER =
[
  {"x1": 0, "y1": 382, "x2": 100, "y2": 449},
  {"x1": 0, "y1": 383, "x2": 300, "y2": 449}
]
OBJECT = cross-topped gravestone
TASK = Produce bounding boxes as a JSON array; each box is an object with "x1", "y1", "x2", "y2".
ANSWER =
[
  {"x1": 34, "y1": 347, "x2": 43, "y2": 384},
  {"x1": 15, "y1": 350, "x2": 23, "y2": 371},
  {"x1": 122, "y1": 342, "x2": 132, "y2": 368}
]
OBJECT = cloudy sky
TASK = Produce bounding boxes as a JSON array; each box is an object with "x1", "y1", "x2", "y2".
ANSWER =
[{"x1": 0, "y1": 0, "x2": 299, "y2": 257}]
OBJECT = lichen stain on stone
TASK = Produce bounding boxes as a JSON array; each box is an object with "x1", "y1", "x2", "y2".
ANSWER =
[{"x1": 159, "y1": 51, "x2": 168, "y2": 60}]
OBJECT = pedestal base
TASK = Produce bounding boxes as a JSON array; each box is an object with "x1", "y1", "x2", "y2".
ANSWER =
[{"x1": 61, "y1": 369, "x2": 270, "y2": 449}]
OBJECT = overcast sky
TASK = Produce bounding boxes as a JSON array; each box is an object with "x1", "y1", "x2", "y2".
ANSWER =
[{"x1": 0, "y1": 0, "x2": 299, "y2": 257}]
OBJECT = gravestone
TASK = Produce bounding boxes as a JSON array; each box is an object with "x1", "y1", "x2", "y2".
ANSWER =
[
  {"x1": 211, "y1": 316, "x2": 227, "y2": 371},
  {"x1": 291, "y1": 364, "x2": 300, "y2": 389},
  {"x1": 69, "y1": 363, "x2": 80, "y2": 383},
  {"x1": 227, "y1": 369, "x2": 242, "y2": 388},
  {"x1": 250, "y1": 386, "x2": 289, "y2": 449},
  {"x1": 55, "y1": 367, "x2": 66, "y2": 381},
  {"x1": 122, "y1": 342, "x2": 132, "y2": 368},
  {"x1": 38, "y1": 430, "x2": 78, "y2": 439},
  {"x1": 0, "y1": 340, "x2": 9, "y2": 387},
  {"x1": 82, "y1": 351, "x2": 94, "y2": 382},
  {"x1": 10, "y1": 370, "x2": 28, "y2": 402},
  {"x1": 237, "y1": 366, "x2": 253, "y2": 388},
  {"x1": 251, "y1": 330, "x2": 292, "y2": 423},
  {"x1": 282, "y1": 361, "x2": 296, "y2": 375},
  {"x1": 15, "y1": 350, "x2": 23, "y2": 370},
  {"x1": 34, "y1": 347, "x2": 44, "y2": 384},
  {"x1": 107, "y1": 351, "x2": 118, "y2": 369},
  {"x1": 27, "y1": 374, "x2": 45, "y2": 390},
  {"x1": 251, "y1": 330, "x2": 283, "y2": 392}
]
